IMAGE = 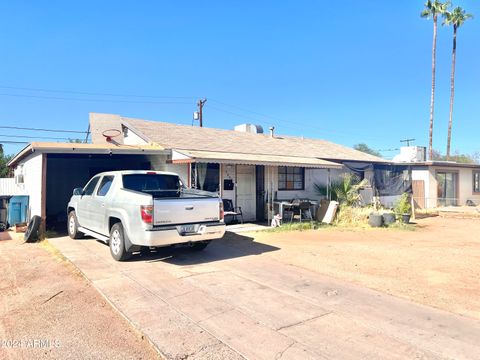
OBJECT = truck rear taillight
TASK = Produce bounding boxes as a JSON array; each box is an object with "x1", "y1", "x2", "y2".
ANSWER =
[
  {"x1": 219, "y1": 201, "x2": 224, "y2": 221},
  {"x1": 140, "y1": 205, "x2": 153, "y2": 224}
]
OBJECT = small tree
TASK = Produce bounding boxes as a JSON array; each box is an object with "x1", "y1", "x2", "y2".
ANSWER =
[
  {"x1": 0, "y1": 146, "x2": 13, "y2": 177},
  {"x1": 394, "y1": 193, "x2": 412, "y2": 217},
  {"x1": 353, "y1": 143, "x2": 382, "y2": 157}
]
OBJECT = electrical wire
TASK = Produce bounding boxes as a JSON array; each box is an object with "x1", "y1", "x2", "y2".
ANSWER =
[
  {"x1": 0, "y1": 134, "x2": 74, "y2": 140},
  {"x1": 0, "y1": 126, "x2": 87, "y2": 134},
  {"x1": 0, "y1": 140, "x2": 28, "y2": 144},
  {"x1": 0, "y1": 93, "x2": 194, "y2": 105},
  {"x1": 0, "y1": 85, "x2": 197, "y2": 100}
]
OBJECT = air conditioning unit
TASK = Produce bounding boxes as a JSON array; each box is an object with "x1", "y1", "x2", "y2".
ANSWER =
[{"x1": 15, "y1": 174, "x2": 24, "y2": 185}]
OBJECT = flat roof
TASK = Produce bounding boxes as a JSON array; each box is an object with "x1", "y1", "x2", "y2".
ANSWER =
[
  {"x1": 399, "y1": 161, "x2": 480, "y2": 169},
  {"x1": 7, "y1": 141, "x2": 167, "y2": 167}
]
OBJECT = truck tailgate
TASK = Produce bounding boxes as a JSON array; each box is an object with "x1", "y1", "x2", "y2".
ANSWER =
[{"x1": 153, "y1": 197, "x2": 220, "y2": 226}]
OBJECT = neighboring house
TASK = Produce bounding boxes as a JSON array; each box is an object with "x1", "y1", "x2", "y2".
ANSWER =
[
  {"x1": 411, "y1": 162, "x2": 480, "y2": 208},
  {"x1": 8, "y1": 112, "x2": 390, "y2": 230},
  {"x1": 392, "y1": 146, "x2": 480, "y2": 208}
]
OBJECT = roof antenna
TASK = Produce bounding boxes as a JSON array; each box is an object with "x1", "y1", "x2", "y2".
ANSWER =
[{"x1": 400, "y1": 138, "x2": 415, "y2": 146}]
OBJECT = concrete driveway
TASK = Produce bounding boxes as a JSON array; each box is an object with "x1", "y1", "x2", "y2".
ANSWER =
[{"x1": 49, "y1": 232, "x2": 480, "y2": 360}]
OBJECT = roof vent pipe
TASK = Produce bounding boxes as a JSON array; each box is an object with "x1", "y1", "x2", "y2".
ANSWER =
[{"x1": 269, "y1": 126, "x2": 275, "y2": 138}]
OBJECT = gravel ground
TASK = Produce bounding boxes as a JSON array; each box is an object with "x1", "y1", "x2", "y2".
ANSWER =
[
  {"x1": 251, "y1": 216, "x2": 480, "y2": 320},
  {"x1": 0, "y1": 232, "x2": 160, "y2": 360}
]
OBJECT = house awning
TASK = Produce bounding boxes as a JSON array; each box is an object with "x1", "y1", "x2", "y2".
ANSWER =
[{"x1": 171, "y1": 149, "x2": 342, "y2": 169}]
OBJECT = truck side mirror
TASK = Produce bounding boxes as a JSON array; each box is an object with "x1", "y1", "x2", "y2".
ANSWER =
[{"x1": 73, "y1": 188, "x2": 84, "y2": 196}]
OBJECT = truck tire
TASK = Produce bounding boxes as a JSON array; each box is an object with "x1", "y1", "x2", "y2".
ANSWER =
[
  {"x1": 189, "y1": 240, "x2": 211, "y2": 251},
  {"x1": 68, "y1": 211, "x2": 83, "y2": 239},
  {"x1": 109, "y1": 222, "x2": 131, "y2": 261}
]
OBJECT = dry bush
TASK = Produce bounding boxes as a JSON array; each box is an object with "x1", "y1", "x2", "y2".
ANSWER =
[{"x1": 334, "y1": 205, "x2": 371, "y2": 227}]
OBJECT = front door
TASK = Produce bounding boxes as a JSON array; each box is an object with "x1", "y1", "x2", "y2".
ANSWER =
[
  {"x1": 255, "y1": 165, "x2": 265, "y2": 221},
  {"x1": 236, "y1": 165, "x2": 256, "y2": 222}
]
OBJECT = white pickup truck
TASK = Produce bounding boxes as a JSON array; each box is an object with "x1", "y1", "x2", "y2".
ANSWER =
[{"x1": 67, "y1": 170, "x2": 226, "y2": 260}]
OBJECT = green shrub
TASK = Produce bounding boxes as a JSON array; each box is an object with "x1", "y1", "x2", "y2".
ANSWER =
[{"x1": 394, "y1": 193, "x2": 412, "y2": 216}]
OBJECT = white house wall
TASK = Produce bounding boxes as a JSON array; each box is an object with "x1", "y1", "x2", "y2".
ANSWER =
[
  {"x1": 18, "y1": 152, "x2": 43, "y2": 218},
  {"x1": 275, "y1": 167, "x2": 347, "y2": 201},
  {"x1": 123, "y1": 128, "x2": 148, "y2": 145},
  {"x1": 430, "y1": 166, "x2": 480, "y2": 207},
  {"x1": 412, "y1": 168, "x2": 434, "y2": 208},
  {"x1": 414, "y1": 166, "x2": 480, "y2": 208}
]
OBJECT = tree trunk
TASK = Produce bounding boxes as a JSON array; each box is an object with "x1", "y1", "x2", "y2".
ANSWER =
[
  {"x1": 446, "y1": 25, "x2": 457, "y2": 160},
  {"x1": 428, "y1": 14, "x2": 438, "y2": 160}
]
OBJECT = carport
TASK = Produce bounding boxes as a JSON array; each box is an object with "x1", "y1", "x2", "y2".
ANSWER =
[{"x1": 8, "y1": 142, "x2": 168, "y2": 232}]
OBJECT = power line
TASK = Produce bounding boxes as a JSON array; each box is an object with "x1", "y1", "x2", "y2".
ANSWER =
[
  {"x1": 0, "y1": 134, "x2": 74, "y2": 140},
  {"x1": 0, "y1": 93, "x2": 193, "y2": 105},
  {"x1": 0, "y1": 126, "x2": 87, "y2": 134},
  {"x1": 0, "y1": 140, "x2": 28, "y2": 144},
  {"x1": 0, "y1": 85, "x2": 196, "y2": 100}
]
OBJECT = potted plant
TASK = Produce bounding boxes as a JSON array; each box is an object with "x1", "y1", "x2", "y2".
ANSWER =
[{"x1": 394, "y1": 193, "x2": 412, "y2": 223}]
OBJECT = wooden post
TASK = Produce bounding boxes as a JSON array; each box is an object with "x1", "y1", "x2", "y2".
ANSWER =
[{"x1": 40, "y1": 153, "x2": 47, "y2": 239}]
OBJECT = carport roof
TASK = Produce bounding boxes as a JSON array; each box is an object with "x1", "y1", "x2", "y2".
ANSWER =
[
  {"x1": 171, "y1": 149, "x2": 342, "y2": 168},
  {"x1": 8, "y1": 142, "x2": 166, "y2": 167}
]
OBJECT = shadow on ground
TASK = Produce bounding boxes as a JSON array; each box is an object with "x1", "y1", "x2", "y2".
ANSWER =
[{"x1": 128, "y1": 231, "x2": 279, "y2": 265}]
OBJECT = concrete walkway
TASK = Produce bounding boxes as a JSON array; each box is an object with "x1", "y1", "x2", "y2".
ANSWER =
[{"x1": 49, "y1": 232, "x2": 480, "y2": 360}]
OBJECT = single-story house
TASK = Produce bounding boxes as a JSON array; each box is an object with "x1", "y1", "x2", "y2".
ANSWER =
[
  {"x1": 7, "y1": 112, "x2": 398, "y2": 231},
  {"x1": 410, "y1": 162, "x2": 480, "y2": 208},
  {"x1": 390, "y1": 145, "x2": 480, "y2": 209}
]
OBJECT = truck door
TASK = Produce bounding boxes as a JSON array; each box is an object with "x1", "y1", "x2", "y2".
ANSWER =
[
  {"x1": 77, "y1": 176, "x2": 101, "y2": 229},
  {"x1": 89, "y1": 175, "x2": 114, "y2": 235}
]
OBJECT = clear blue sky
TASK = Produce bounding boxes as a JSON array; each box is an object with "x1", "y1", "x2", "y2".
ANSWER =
[{"x1": 1, "y1": 0, "x2": 479, "y2": 159}]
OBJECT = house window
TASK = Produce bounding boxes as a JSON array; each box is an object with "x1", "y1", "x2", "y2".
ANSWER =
[
  {"x1": 278, "y1": 167, "x2": 304, "y2": 190},
  {"x1": 473, "y1": 172, "x2": 480, "y2": 193},
  {"x1": 193, "y1": 163, "x2": 220, "y2": 192}
]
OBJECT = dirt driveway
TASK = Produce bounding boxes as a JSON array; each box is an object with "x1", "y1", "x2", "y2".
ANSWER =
[
  {"x1": 0, "y1": 232, "x2": 159, "y2": 360},
  {"x1": 47, "y1": 216, "x2": 480, "y2": 359}
]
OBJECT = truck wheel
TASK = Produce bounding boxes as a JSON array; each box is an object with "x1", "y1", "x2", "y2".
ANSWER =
[
  {"x1": 68, "y1": 211, "x2": 83, "y2": 239},
  {"x1": 109, "y1": 223, "x2": 131, "y2": 261},
  {"x1": 189, "y1": 240, "x2": 211, "y2": 251}
]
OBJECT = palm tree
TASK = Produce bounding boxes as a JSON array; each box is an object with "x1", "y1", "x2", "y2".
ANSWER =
[
  {"x1": 421, "y1": 1, "x2": 449, "y2": 160},
  {"x1": 443, "y1": 7, "x2": 473, "y2": 160}
]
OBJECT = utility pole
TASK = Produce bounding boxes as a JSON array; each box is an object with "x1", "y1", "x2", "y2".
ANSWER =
[
  {"x1": 197, "y1": 98, "x2": 207, "y2": 127},
  {"x1": 400, "y1": 138, "x2": 416, "y2": 147}
]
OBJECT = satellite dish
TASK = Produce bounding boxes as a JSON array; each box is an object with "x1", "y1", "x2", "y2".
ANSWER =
[{"x1": 193, "y1": 111, "x2": 200, "y2": 120}]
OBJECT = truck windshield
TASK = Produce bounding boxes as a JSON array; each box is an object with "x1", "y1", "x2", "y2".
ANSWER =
[{"x1": 122, "y1": 174, "x2": 181, "y2": 197}]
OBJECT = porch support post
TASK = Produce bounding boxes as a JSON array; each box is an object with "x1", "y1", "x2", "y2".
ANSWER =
[
  {"x1": 327, "y1": 168, "x2": 331, "y2": 201},
  {"x1": 219, "y1": 163, "x2": 223, "y2": 197},
  {"x1": 267, "y1": 165, "x2": 270, "y2": 225}
]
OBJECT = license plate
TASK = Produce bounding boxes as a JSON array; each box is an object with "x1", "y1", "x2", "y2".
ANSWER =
[{"x1": 180, "y1": 224, "x2": 197, "y2": 234}]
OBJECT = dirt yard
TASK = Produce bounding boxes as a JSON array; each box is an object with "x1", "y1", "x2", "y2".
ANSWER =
[
  {"x1": 251, "y1": 216, "x2": 480, "y2": 320},
  {"x1": 0, "y1": 232, "x2": 160, "y2": 360}
]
